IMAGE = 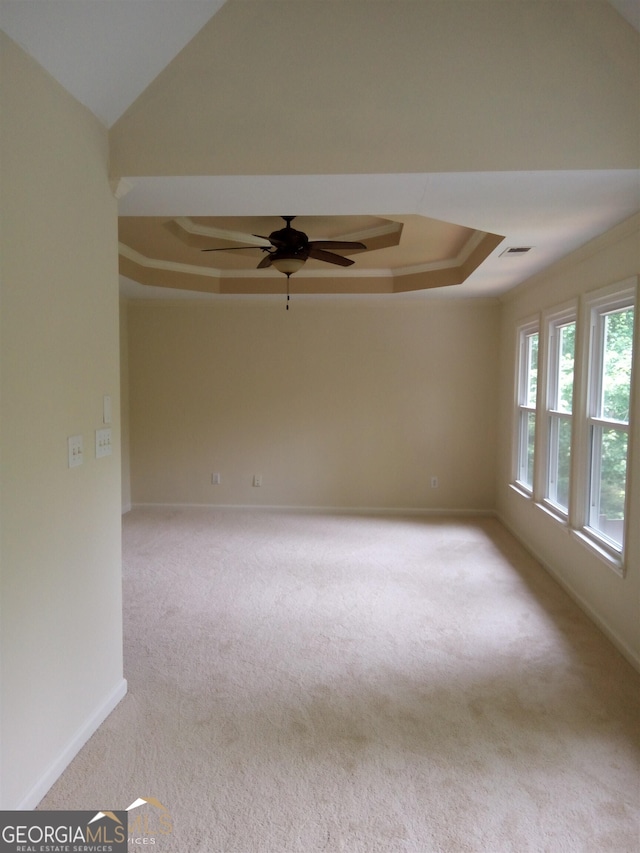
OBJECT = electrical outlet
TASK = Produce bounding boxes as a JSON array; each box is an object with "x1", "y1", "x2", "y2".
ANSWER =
[
  {"x1": 253, "y1": 474, "x2": 262, "y2": 487},
  {"x1": 211, "y1": 472, "x2": 221, "y2": 485},
  {"x1": 431, "y1": 476, "x2": 439, "y2": 488}
]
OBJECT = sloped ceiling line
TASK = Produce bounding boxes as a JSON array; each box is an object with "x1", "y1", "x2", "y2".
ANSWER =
[
  {"x1": 2, "y1": 0, "x2": 638, "y2": 298},
  {"x1": 0, "y1": 0, "x2": 229, "y2": 127}
]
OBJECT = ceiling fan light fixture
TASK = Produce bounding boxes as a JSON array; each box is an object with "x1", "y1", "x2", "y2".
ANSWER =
[{"x1": 271, "y1": 255, "x2": 306, "y2": 276}]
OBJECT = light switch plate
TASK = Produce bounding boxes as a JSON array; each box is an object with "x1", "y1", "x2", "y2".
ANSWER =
[
  {"x1": 68, "y1": 435, "x2": 83, "y2": 468},
  {"x1": 96, "y1": 427, "x2": 112, "y2": 458}
]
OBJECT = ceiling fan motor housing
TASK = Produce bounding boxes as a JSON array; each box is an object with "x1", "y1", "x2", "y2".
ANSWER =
[{"x1": 269, "y1": 223, "x2": 310, "y2": 259}]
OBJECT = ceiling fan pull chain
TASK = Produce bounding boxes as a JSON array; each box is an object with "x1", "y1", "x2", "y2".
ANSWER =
[{"x1": 286, "y1": 274, "x2": 290, "y2": 310}]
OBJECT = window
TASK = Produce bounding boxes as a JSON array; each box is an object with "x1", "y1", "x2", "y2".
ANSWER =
[
  {"x1": 511, "y1": 279, "x2": 636, "y2": 572},
  {"x1": 545, "y1": 314, "x2": 576, "y2": 514},
  {"x1": 516, "y1": 323, "x2": 539, "y2": 491},
  {"x1": 585, "y1": 293, "x2": 635, "y2": 553}
]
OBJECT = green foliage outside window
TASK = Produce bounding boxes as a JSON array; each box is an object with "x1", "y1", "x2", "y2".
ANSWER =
[
  {"x1": 602, "y1": 308, "x2": 634, "y2": 422},
  {"x1": 558, "y1": 323, "x2": 575, "y2": 412},
  {"x1": 527, "y1": 333, "x2": 538, "y2": 406},
  {"x1": 553, "y1": 322, "x2": 575, "y2": 509},
  {"x1": 598, "y1": 308, "x2": 634, "y2": 522}
]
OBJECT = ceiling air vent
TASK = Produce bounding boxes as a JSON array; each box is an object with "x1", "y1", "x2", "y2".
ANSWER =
[{"x1": 500, "y1": 246, "x2": 533, "y2": 257}]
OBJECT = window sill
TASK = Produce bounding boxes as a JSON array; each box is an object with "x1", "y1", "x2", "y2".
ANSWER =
[
  {"x1": 571, "y1": 528, "x2": 625, "y2": 578},
  {"x1": 535, "y1": 500, "x2": 570, "y2": 528},
  {"x1": 509, "y1": 482, "x2": 533, "y2": 501},
  {"x1": 509, "y1": 483, "x2": 625, "y2": 578},
  {"x1": 508, "y1": 484, "x2": 625, "y2": 577}
]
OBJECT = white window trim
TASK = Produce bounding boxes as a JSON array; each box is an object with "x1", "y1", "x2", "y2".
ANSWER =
[
  {"x1": 541, "y1": 303, "x2": 577, "y2": 519},
  {"x1": 572, "y1": 278, "x2": 636, "y2": 573},
  {"x1": 513, "y1": 318, "x2": 540, "y2": 494},
  {"x1": 510, "y1": 279, "x2": 637, "y2": 578}
]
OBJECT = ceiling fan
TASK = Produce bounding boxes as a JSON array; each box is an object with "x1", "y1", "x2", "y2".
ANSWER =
[{"x1": 201, "y1": 216, "x2": 366, "y2": 277}]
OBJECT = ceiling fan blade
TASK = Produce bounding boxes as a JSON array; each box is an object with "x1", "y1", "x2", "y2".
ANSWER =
[
  {"x1": 257, "y1": 254, "x2": 273, "y2": 269},
  {"x1": 201, "y1": 245, "x2": 264, "y2": 252},
  {"x1": 307, "y1": 247, "x2": 355, "y2": 267},
  {"x1": 309, "y1": 240, "x2": 366, "y2": 251}
]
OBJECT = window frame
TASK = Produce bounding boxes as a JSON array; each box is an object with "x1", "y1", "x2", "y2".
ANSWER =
[
  {"x1": 542, "y1": 305, "x2": 577, "y2": 519},
  {"x1": 514, "y1": 319, "x2": 540, "y2": 494},
  {"x1": 580, "y1": 284, "x2": 636, "y2": 560},
  {"x1": 509, "y1": 278, "x2": 637, "y2": 577}
]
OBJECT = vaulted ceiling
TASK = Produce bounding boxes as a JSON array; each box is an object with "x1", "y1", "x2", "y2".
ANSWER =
[{"x1": 1, "y1": 0, "x2": 638, "y2": 299}]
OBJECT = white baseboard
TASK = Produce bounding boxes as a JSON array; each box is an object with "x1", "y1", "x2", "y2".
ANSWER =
[
  {"x1": 497, "y1": 513, "x2": 640, "y2": 675},
  {"x1": 131, "y1": 502, "x2": 495, "y2": 517},
  {"x1": 16, "y1": 677, "x2": 128, "y2": 811}
]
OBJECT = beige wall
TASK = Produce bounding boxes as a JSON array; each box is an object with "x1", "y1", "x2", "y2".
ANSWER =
[
  {"x1": 120, "y1": 299, "x2": 132, "y2": 512},
  {"x1": 127, "y1": 297, "x2": 500, "y2": 511},
  {"x1": 110, "y1": 1, "x2": 639, "y2": 177},
  {"x1": 497, "y1": 215, "x2": 640, "y2": 669},
  {"x1": 0, "y1": 34, "x2": 125, "y2": 808}
]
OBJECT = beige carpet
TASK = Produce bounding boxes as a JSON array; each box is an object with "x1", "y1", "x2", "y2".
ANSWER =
[{"x1": 39, "y1": 508, "x2": 640, "y2": 852}]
